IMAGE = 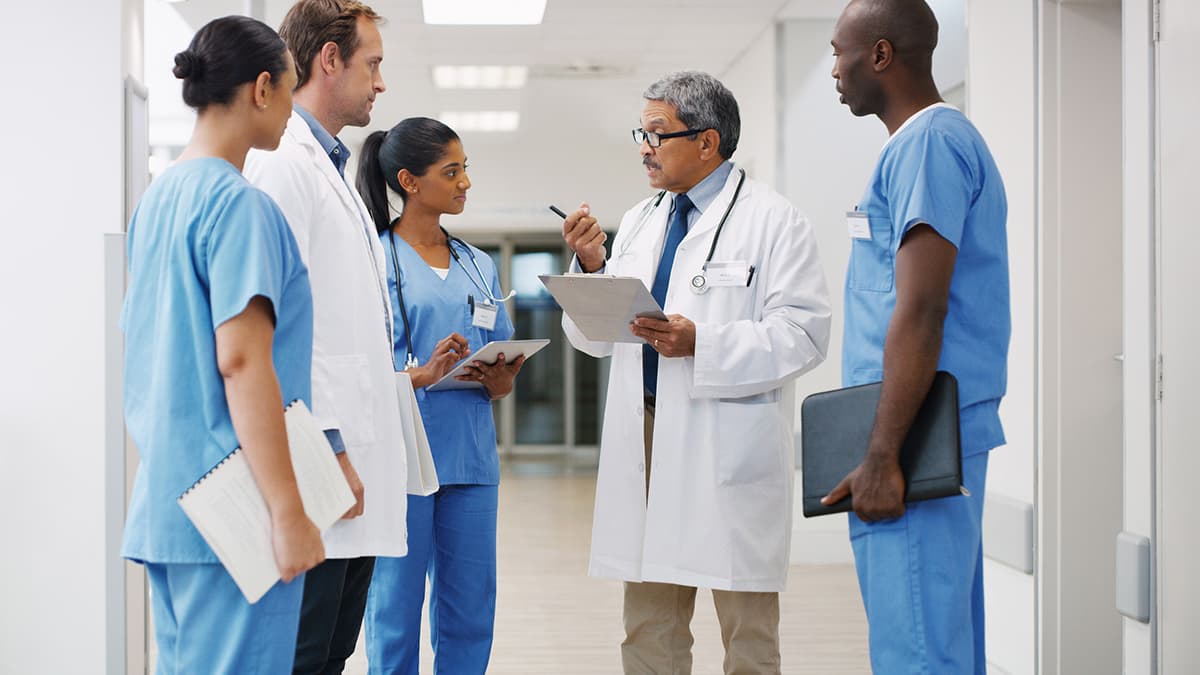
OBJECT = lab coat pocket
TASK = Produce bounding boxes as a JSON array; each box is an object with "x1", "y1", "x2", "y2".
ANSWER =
[
  {"x1": 326, "y1": 354, "x2": 377, "y2": 449},
  {"x1": 848, "y1": 215, "x2": 894, "y2": 293},
  {"x1": 715, "y1": 395, "x2": 784, "y2": 486}
]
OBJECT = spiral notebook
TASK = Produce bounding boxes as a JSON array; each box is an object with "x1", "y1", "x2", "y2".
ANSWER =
[{"x1": 178, "y1": 400, "x2": 355, "y2": 603}]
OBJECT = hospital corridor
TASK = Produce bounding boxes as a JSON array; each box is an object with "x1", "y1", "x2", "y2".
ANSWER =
[
  {"x1": 336, "y1": 464, "x2": 869, "y2": 674},
  {"x1": 5, "y1": 0, "x2": 1200, "y2": 673}
]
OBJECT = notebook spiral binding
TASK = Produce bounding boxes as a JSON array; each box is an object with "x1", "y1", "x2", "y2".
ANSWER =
[{"x1": 177, "y1": 399, "x2": 305, "y2": 500}]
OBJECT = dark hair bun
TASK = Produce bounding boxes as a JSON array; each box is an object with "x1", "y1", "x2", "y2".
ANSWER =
[{"x1": 173, "y1": 50, "x2": 203, "y2": 80}]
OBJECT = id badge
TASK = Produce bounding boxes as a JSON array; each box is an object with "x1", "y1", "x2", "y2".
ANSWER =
[
  {"x1": 705, "y1": 260, "x2": 751, "y2": 287},
  {"x1": 847, "y1": 211, "x2": 871, "y2": 240},
  {"x1": 472, "y1": 300, "x2": 499, "y2": 330}
]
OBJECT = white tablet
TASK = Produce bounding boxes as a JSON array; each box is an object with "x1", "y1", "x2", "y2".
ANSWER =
[{"x1": 426, "y1": 339, "x2": 552, "y2": 392}]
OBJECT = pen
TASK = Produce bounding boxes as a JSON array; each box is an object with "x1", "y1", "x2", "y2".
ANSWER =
[
  {"x1": 468, "y1": 294, "x2": 474, "y2": 315},
  {"x1": 746, "y1": 265, "x2": 756, "y2": 287},
  {"x1": 549, "y1": 205, "x2": 568, "y2": 219}
]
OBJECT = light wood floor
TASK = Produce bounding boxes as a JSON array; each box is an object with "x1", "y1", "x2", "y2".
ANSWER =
[{"x1": 345, "y1": 464, "x2": 870, "y2": 674}]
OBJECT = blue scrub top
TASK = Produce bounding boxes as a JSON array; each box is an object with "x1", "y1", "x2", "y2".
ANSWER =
[
  {"x1": 120, "y1": 158, "x2": 313, "y2": 563},
  {"x1": 382, "y1": 232, "x2": 514, "y2": 485},
  {"x1": 843, "y1": 106, "x2": 1010, "y2": 456}
]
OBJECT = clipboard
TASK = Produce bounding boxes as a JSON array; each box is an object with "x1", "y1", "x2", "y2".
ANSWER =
[
  {"x1": 538, "y1": 274, "x2": 666, "y2": 344},
  {"x1": 799, "y1": 371, "x2": 964, "y2": 517},
  {"x1": 426, "y1": 339, "x2": 551, "y2": 392}
]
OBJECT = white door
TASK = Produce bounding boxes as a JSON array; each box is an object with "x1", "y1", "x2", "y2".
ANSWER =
[
  {"x1": 1035, "y1": 1, "x2": 1126, "y2": 672},
  {"x1": 1156, "y1": 0, "x2": 1200, "y2": 670}
]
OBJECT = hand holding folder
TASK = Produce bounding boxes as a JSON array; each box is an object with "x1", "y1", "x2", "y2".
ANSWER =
[{"x1": 800, "y1": 371, "x2": 964, "y2": 518}]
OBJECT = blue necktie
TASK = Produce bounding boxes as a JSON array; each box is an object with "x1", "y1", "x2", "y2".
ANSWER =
[{"x1": 644, "y1": 193, "x2": 693, "y2": 397}]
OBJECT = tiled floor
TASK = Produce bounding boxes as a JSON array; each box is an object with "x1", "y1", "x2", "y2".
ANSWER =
[{"x1": 341, "y1": 464, "x2": 870, "y2": 674}]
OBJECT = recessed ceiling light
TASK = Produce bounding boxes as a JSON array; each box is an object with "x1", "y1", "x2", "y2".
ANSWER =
[
  {"x1": 440, "y1": 111, "x2": 521, "y2": 133},
  {"x1": 433, "y1": 66, "x2": 528, "y2": 89},
  {"x1": 422, "y1": 0, "x2": 546, "y2": 25}
]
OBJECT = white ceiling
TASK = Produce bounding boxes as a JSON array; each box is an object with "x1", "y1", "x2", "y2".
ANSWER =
[
  {"x1": 167, "y1": 0, "x2": 843, "y2": 145},
  {"x1": 155, "y1": 0, "x2": 848, "y2": 226}
]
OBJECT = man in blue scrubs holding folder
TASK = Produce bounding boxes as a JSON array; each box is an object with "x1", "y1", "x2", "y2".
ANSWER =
[{"x1": 824, "y1": 1, "x2": 1010, "y2": 672}]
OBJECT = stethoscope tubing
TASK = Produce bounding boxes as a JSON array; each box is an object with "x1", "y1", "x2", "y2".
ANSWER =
[
  {"x1": 387, "y1": 226, "x2": 512, "y2": 369},
  {"x1": 615, "y1": 168, "x2": 747, "y2": 294}
]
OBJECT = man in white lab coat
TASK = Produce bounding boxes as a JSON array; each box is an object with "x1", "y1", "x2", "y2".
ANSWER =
[
  {"x1": 243, "y1": 2, "x2": 410, "y2": 672},
  {"x1": 560, "y1": 71, "x2": 831, "y2": 674}
]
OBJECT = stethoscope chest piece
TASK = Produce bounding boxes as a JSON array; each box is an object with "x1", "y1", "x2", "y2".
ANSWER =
[{"x1": 690, "y1": 273, "x2": 709, "y2": 294}]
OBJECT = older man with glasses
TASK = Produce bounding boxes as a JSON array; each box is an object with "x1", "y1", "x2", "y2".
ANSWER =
[{"x1": 557, "y1": 71, "x2": 832, "y2": 675}]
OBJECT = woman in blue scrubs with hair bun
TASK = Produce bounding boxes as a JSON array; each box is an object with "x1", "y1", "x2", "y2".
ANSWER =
[
  {"x1": 356, "y1": 117, "x2": 523, "y2": 674},
  {"x1": 120, "y1": 16, "x2": 323, "y2": 674}
]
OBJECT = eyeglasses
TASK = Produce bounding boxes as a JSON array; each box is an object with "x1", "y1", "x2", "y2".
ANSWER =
[{"x1": 631, "y1": 127, "x2": 709, "y2": 148}]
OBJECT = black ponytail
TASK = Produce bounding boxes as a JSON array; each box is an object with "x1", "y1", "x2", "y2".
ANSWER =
[
  {"x1": 355, "y1": 117, "x2": 461, "y2": 233},
  {"x1": 357, "y1": 130, "x2": 393, "y2": 234}
]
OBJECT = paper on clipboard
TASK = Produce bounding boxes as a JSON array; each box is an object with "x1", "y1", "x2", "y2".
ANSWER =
[
  {"x1": 538, "y1": 274, "x2": 665, "y2": 344},
  {"x1": 425, "y1": 339, "x2": 552, "y2": 392},
  {"x1": 394, "y1": 371, "x2": 438, "y2": 496}
]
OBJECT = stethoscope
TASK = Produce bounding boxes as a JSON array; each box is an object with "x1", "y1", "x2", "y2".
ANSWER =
[
  {"x1": 616, "y1": 168, "x2": 747, "y2": 295},
  {"x1": 387, "y1": 222, "x2": 515, "y2": 369}
]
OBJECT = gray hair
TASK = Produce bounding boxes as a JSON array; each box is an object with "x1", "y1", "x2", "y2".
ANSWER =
[{"x1": 643, "y1": 71, "x2": 740, "y2": 159}]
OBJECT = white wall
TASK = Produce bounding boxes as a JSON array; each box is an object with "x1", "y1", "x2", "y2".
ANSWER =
[
  {"x1": 0, "y1": 0, "x2": 133, "y2": 672},
  {"x1": 1121, "y1": 0, "x2": 1156, "y2": 670},
  {"x1": 720, "y1": 22, "x2": 778, "y2": 189},
  {"x1": 1039, "y1": 2, "x2": 1126, "y2": 672},
  {"x1": 774, "y1": 18, "x2": 886, "y2": 564},
  {"x1": 967, "y1": 1, "x2": 1038, "y2": 672},
  {"x1": 1155, "y1": 0, "x2": 1200, "y2": 670}
]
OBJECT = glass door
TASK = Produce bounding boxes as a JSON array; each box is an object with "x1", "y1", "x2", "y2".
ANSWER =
[{"x1": 464, "y1": 234, "x2": 608, "y2": 465}]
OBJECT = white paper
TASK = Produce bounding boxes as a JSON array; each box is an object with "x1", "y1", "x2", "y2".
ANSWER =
[
  {"x1": 394, "y1": 371, "x2": 440, "y2": 496},
  {"x1": 178, "y1": 401, "x2": 355, "y2": 603},
  {"x1": 538, "y1": 274, "x2": 666, "y2": 344}
]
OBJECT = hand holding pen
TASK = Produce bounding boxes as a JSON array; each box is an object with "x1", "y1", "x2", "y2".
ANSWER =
[{"x1": 553, "y1": 203, "x2": 607, "y2": 273}]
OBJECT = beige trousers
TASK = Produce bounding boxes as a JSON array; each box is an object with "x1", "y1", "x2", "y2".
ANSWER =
[{"x1": 622, "y1": 401, "x2": 781, "y2": 675}]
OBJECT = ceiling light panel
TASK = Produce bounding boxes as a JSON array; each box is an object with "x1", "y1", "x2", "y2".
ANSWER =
[
  {"x1": 440, "y1": 111, "x2": 521, "y2": 133},
  {"x1": 422, "y1": 0, "x2": 547, "y2": 25},
  {"x1": 433, "y1": 66, "x2": 528, "y2": 90}
]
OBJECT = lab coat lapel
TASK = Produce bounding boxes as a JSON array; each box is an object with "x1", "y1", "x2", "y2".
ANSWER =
[
  {"x1": 289, "y1": 115, "x2": 393, "y2": 331},
  {"x1": 629, "y1": 194, "x2": 672, "y2": 285},
  {"x1": 289, "y1": 116, "x2": 377, "y2": 240}
]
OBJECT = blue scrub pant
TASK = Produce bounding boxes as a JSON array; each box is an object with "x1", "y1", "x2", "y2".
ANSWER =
[
  {"x1": 365, "y1": 485, "x2": 498, "y2": 675},
  {"x1": 146, "y1": 562, "x2": 304, "y2": 675},
  {"x1": 848, "y1": 452, "x2": 989, "y2": 675}
]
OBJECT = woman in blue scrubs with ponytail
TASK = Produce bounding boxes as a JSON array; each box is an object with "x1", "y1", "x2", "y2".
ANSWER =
[
  {"x1": 120, "y1": 16, "x2": 324, "y2": 675},
  {"x1": 357, "y1": 117, "x2": 524, "y2": 674}
]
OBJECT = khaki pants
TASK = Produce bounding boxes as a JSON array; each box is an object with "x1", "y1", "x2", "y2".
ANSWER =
[{"x1": 623, "y1": 401, "x2": 781, "y2": 675}]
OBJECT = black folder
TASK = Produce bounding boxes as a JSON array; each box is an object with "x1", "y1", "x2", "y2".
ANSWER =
[{"x1": 800, "y1": 371, "x2": 963, "y2": 518}]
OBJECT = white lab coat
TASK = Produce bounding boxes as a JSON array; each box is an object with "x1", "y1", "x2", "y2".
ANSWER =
[
  {"x1": 245, "y1": 112, "x2": 409, "y2": 558},
  {"x1": 563, "y1": 166, "x2": 831, "y2": 591}
]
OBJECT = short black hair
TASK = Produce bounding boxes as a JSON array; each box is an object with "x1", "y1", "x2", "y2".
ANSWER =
[
  {"x1": 848, "y1": 0, "x2": 939, "y2": 71},
  {"x1": 173, "y1": 15, "x2": 290, "y2": 110}
]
